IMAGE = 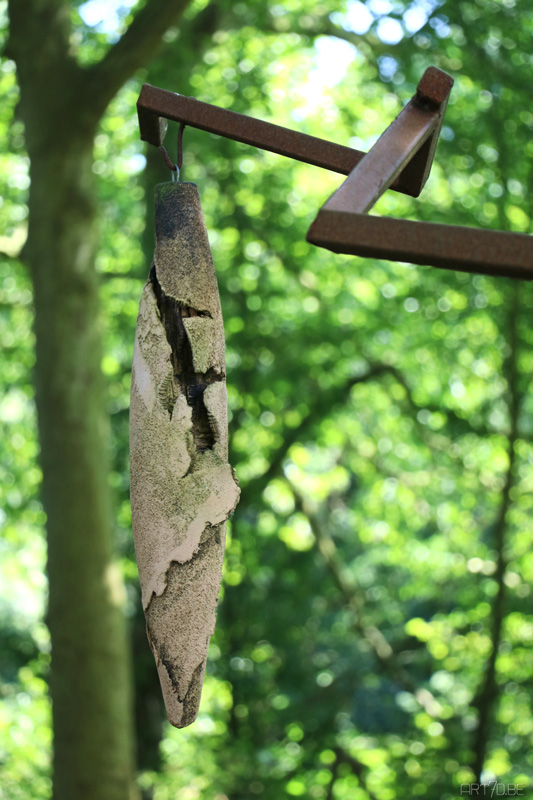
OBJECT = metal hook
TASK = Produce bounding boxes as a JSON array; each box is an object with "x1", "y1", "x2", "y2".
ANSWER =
[
  {"x1": 158, "y1": 124, "x2": 185, "y2": 181},
  {"x1": 177, "y1": 123, "x2": 185, "y2": 171},
  {"x1": 159, "y1": 144, "x2": 178, "y2": 179}
]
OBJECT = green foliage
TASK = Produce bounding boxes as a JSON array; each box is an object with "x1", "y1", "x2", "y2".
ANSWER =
[{"x1": 1, "y1": 0, "x2": 533, "y2": 798}]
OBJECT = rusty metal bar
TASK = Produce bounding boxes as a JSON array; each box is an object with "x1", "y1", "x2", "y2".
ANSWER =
[
  {"x1": 322, "y1": 67, "x2": 452, "y2": 214},
  {"x1": 138, "y1": 67, "x2": 532, "y2": 280},
  {"x1": 307, "y1": 67, "x2": 533, "y2": 280},
  {"x1": 137, "y1": 83, "x2": 436, "y2": 197},
  {"x1": 321, "y1": 67, "x2": 453, "y2": 214},
  {"x1": 307, "y1": 211, "x2": 533, "y2": 279},
  {"x1": 394, "y1": 67, "x2": 453, "y2": 196},
  {"x1": 323, "y1": 100, "x2": 440, "y2": 215},
  {"x1": 138, "y1": 84, "x2": 365, "y2": 170}
]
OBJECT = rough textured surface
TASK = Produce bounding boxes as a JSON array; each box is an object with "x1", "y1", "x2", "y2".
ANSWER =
[{"x1": 130, "y1": 182, "x2": 240, "y2": 728}]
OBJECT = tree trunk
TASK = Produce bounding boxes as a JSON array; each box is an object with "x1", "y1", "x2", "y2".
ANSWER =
[
  {"x1": 7, "y1": 0, "x2": 198, "y2": 791},
  {"x1": 26, "y1": 135, "x2": 138, "y2": 799}
]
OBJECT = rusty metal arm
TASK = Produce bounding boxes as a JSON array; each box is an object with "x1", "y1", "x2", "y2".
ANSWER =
[
  {"x1": 307, "y1": 214, "x2": 533, "y2": 280},
  {"x1": 138, "y1": 67, "x2": 533, "y2": 280},
  {"x1": 321, "y1": 75, "x2": 448, "y2": 215},
  {"x1": 307, "y1": 69, "x2": 533, "y2": 279},
  {"x1": 137, "y1": 79, "x2": 442, "y2": 198}
]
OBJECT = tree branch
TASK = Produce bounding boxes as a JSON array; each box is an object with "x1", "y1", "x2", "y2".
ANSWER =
[
  {"x1": 379, "y1": 363, "x2": 507, "y2": 441},
  {"x1": 98, "y1": 271, "x2": 142, "y2": 281},
  {"x1": 325, "y1": 754, "x2": 340, "y2": 800},
  {"x1": 258, "y1": 13, "x2": 402, "y2": 62},
  {"x1": 288, "y1": 479, "x2": 420, "y2": 694},
  {"x1": 6, "y1": 0, "x2": 73, "y2": 74},
  {"x1": 240, "y1": 360, "x2": 530, "y2": 505},
  {"x1": 470, "y1": 286, "x2": 520, "y2": 782},
  {"x1": 241, "y1": 364, "x2": 394, "y2": 501},
  {"x1": 0, "y1": 249, "x2": 23, "y2": 262},
  {"x1": 334, "y1": 747, "x2": 380, "y2": 800},
  {"x1": 86, "y1": 0, "x2": 196, "y2": 116}
]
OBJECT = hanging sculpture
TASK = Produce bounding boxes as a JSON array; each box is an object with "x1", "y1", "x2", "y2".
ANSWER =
[
  {"x1": 131, "y1": 64, "x2": 533, "y2": 730},
  {"x1": 130, "y1": 181, "x2": 240, "y2": 728}
]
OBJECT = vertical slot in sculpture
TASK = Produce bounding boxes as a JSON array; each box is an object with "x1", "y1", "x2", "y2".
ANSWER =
[{"x1": 130, "y1": 182, "x2": 240, "y2": 727}]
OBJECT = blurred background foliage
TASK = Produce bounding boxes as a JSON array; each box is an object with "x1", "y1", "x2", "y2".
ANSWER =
[{"x1": 1, "y1": 0, "x2": 533, "y2": 798}]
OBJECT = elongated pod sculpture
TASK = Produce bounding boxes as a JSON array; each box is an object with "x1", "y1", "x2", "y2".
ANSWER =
[{"x1": 130, "y1": 182, "x2": 240, "y2": 727}]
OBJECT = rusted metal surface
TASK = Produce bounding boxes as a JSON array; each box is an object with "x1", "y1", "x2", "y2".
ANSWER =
[
  {"x1": 158, "y1": 144, "x2": 177, "y2": 173},
  {"x1": 307, "y1": 211, "x2": 533, "y2": 279},
  {"x1": 138, "y1": 67, "x2": 532, "y2": 280},
  {"x1": 307, "y1": 67, "x2": 533, "y2": 280},
  {"x1": 177, "y1": 122, "x2": 185, "y2": 170},
  {"x1": 138, "y1": 99, "x2": 168, "y2": 150},
  {"x1": 137, "y1": 83, "x2": 430, "y2": 197},
  {"x1": 416, "y1": 66, "x2": 455, "y2": 107},
  {"x1": 322, "y1": 75, "x2": 449, "y2": 215},
  {"x1": 394, "y1": 67, "x2": 453, "y2": 196},
  {"x1": 138, "y1": 83, "x2": 366, "y2": 169}
]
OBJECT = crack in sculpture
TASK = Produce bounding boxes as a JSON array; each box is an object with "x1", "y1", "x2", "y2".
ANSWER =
[
  {"x1": 130, "y1": 182, "x2": 240, "y2": 727},
  {"x1": 150, "y1": 263, "x2": 221, "y2": 453}
]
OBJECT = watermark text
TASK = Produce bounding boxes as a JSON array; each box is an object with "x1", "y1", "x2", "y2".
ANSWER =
[{"x1": 460, "y1": 785, "x2": 525, "y2": 798}]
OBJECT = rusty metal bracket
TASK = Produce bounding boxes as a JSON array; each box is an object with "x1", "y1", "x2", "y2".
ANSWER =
[
  {"x1": 137, "y1": 67, "x2": 533, "y2": 280},
  {"x1": 317, "y1": 68, "x2": 452, "y2": 216},
  {"x1": 307, "y1": 68, "x2": 533, "y2": 279},
  {"x1": 137, "y1": 72, "x2": 445, "y2": 198}
]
